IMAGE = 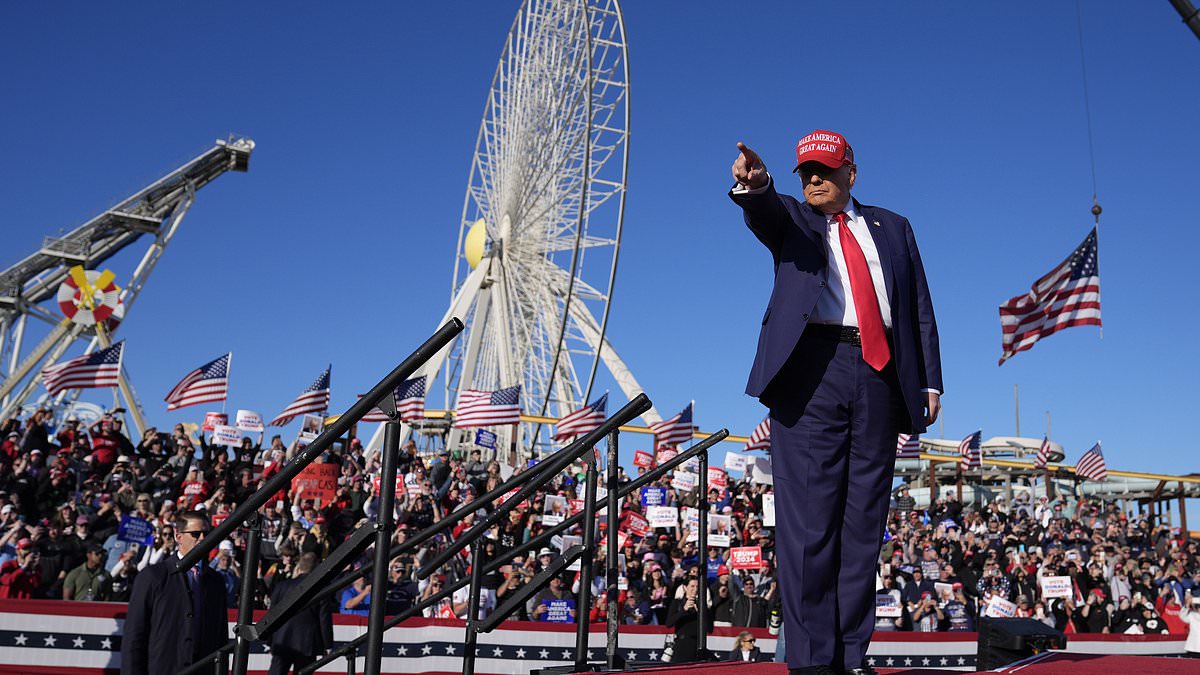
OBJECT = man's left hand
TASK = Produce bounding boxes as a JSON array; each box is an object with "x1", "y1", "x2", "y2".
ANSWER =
[{"x1": 924, "y1": 392, "x2": 941, "y2": 426}]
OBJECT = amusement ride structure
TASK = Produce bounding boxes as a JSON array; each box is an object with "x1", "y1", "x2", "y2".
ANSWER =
[{"x1": 0, "y1": 137, "x2": 254, "y2": 434}]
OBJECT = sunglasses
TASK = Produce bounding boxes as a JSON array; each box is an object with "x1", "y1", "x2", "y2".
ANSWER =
[{"x1": 179, "y1": 530, "x2": 208, "y2": 539}]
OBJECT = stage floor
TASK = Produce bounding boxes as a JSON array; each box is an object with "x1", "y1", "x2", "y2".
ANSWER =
[{"x1": 579, "y1": 652, "x2": 1199, "y2": 675}]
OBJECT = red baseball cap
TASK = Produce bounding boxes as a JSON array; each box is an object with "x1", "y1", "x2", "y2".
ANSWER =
[
  {"x1": 792, "y1": 129, "x2": 854, "y2": 172},
  {"x1": 717, "y1": 565, "x2": 730, "y2": 575}
]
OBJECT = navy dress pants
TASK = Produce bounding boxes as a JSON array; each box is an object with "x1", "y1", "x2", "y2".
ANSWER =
[{"x1": 763, "y1": 331, "x2": 905, "y2": 671}]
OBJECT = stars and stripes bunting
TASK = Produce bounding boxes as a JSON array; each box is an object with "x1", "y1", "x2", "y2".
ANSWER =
[
  {"x1": 958, "y1": 429, "x2": 982, "y2": 471},
  {"x1": 999, "y1": 227, "x2": 1101, "y2": 365},
  {"x1": 553, "y1": 392, "x2": 608, "y2": 440},
  {"x1": 454, "y1": 385, "x2": 521, "y2": 427},
  {"x1": 1075, "y1": 442, "x2": 1108, "y2": 481},
  {"x1": 897, "y1": 433, "x2": 921, "y2": 459},
  {"x1": 164, "y1": 353, "x2": 230, "y2": 410},
  {"x1": 357, "y1": 376, "x2": 427, "y2": 424},
  {"x1": 649, "y1": 402, "x2": 694, "y2": 448},
  {"x1": 41, "y1": 341, "x2": 124, "y2": 396},
  {"x1": 745, "y1": 417, "x2": 770, "y2": 452},
  {"x1": 269, "y1": 366, "x2": 331, "y2": 427},
  {"x1": 1034, "y1": 436, "x2": 1051, "y2": 469}
]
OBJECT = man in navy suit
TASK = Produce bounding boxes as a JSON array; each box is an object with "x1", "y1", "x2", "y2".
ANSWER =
[{"x1": 729, "y1": 130, "x2": 942, "y2": 675}]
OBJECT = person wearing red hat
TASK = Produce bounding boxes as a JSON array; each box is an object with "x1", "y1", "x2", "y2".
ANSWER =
[{"x1": 730, "y1": 131, "x2": 942, "y2": 675}]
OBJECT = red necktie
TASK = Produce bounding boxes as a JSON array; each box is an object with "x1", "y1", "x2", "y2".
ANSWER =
[{"x1": 835, "y1": 212, "x2": 891, "y2": 371}]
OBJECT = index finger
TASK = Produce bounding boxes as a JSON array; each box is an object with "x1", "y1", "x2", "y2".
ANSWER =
[{"x1": 736, "y1": 142, "x2": 758, "y2": 163}]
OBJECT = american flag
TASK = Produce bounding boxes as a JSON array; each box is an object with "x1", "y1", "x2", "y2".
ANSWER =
[
  {"x1": 999, "y1": 228, "x2": 1101, "y2": 365},
  {"x1": 958, "y1": 429, "x2": 982, "y2": 471},
  {"x1": 454, "y1": 385, "x2": 521, "y2": 427},
  {"x1": 897, "y1": 433, "x2": 921, "y2": 459},
  {"x1": 650, "y1": 402, "x2": 694, "y2": 448},
  {"x1": 359, "y1": 394, "x2": 390, "y2": 423},
  {"x1": 1075, "y1": 442, "x2": 1108, "y2": 481},
  {"x1": 553, "y1": 392, "x2": 608, "y2": 440},
  {"x1": 164, "y1": 353, "x2": 230, "y2": 411},
  {"x1": 1033, "y1": 436, "x2": 1051, "y2": 469},
  {"x1": 269, "y1": 366, "x2": 331, "y2": 427},
  {"x1": 744, "y1": 417, "x2": 770, "y2": 452},
  {"x1": 360, "y1": 376, "x2": 427, "y2": 423},
  {"x1": 41, "y1": 341, "x2": 124, "y2": 396}
]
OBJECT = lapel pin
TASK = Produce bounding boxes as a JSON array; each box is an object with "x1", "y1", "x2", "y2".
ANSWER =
[{"x1": 872, "y1": 220, "x2": 881, "y2": 227}]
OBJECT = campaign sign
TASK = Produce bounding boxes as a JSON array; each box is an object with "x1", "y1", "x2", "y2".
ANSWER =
[
  {"x1": 729, "y1": 546, "x2": 764, "y2": 570},
  {"x1": 372, "y1": 471, "x2": 405, "y2": 497},
  {"x1": 984, "y1": 595, "x2": 1017, "y2": 618},
  {"x1": 544, "y1": 598, "x2": 575, "y2": 623},
  {"x1": 543, "y1": 495, "x2": 568, "y2": 526},
  {"x1": 562, "y1": 534, "x2": 583, "y2": 571},
  {"x1": 724, "y1": 451, "x2": 748, "y2": 473},
  {"x1": 934, "y1": 582, "x2": 954, "y2": 600},
  {"x1": 235, "y1": 409, "x2": 264, "y2": 432},
  {"x1": 568, "y1": 499, "x2": 584, "y2": 515},
  {"x1": 875, "y1": 594, "x2": 902, "y2": 618},
  {"x1": 671, "y1": 471, "x2": 697, "y2": 492},
  {"x1": 298, "y1": 414, "x2": 323, "y2": 445},
  {"x1": 1040, "y1": 575, "x2": 1073, "y2": 599},
  {"x1": 921, "y1": 560, "x2": 941, "y2": 580},
  {"x1": 212, "y1": 425, "x2": 243, "y2": 447},
  {"x1": 749, "y1": 456, "x2": 773, "y2": 485},
  {"x1": 624, "y1": 512, "x2": 649, "y2": 537},
  {"x1": 655, "y1": 448, "x2": 678, "y2": 465},
  {"x1": 763, "y1": 492, "x2": 776, "y2": 527},
  {"x1": 708, "y1": 514, "x2": 732, "y2": 547},
  {"x1": 293, "y1": 462, "x2": 338, "y2": 504},
  {"x1": 203, "y1": 412, "x2": 228, "y2": 431},
  {"x1": 646, "y1": 505, "x2": 678, "y2": 529},
  {"x1": 707, "y1": 467, "x2": 727, "y2": 489},
  {"x1": 118, "y1": 515, "x2": 155, "y2": 546},
  {"x1": 640, "y1": 486, "x2": 668, "y2": 507},
  {"x1": 475, "y1": 429, "x2": 498, "y2": 449},
  {"x1": 632, "y1": 450, "x2": 654, "y2": 468}
]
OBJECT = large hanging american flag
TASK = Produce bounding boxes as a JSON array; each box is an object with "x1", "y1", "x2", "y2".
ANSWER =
[
  {"x1": 1075, "y1": 442, "x2": 1108, "y2": 481},
  {"x1": 454, "y1": 385, "x2": 521, "y2": 427},
  {"x1": 41, "y1": 341, "x2": 124, "y2": 396},
  {"x1": 270, "y1": 366, "x2": 331, "y2": 427},
  {"x1": 958, "y1": 430, "x2": 982, "y2": 471},
  {"x1": 897, "y1": 433, "x2": 921, "y2": 459},
  {"x1": 553, "y1": 392, "x2": 608, "y2": 440},
  {"x1": 1033, "y1": 436, "x2": 1051, "y2": 469},
  {"x1": 999, "y1": 228, "x2": 1101, "y2": 365},
  {"x1": 650, "y1": 402, "x2": 694, "y2": 448},
  {"x1": 744, "y1": 417, "x2": 770, "y2": 452},
  {"x1": 164, "y1": 353, "x2": 230, "y2": 411}
]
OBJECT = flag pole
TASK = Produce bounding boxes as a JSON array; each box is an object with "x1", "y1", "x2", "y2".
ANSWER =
[
  {"x1": 223, "y1": 352, "x2": 233, "y2": 415},
  {"x1": 96, "y1": 325, "x2": 147, "y2": 437},
  {"x1": 1014, "y1": 384, "x2": 1020, "y2": 437}
]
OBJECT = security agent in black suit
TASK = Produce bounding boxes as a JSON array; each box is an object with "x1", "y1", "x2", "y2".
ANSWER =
[
  {"x1": 121, "y1": 510, "x2": 228, "y2": 675},
  {"x1": 266, "y1": 552, "x2": 333, "y2": 675}
]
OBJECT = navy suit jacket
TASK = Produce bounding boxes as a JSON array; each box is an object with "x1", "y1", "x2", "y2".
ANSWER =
[
  {"x1": 121, "y1": 555, "x2": 229, "y2": 675},
  {"x1": 730, "y1": 181, "x2": 942, "y2": 433},
  {"x1": 267, "y1": 573, "x2": 333, "y2": 657}
]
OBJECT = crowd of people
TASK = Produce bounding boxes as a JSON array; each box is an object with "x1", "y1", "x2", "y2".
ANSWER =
[{"x1": 0, "y1": 407, "x2": 1198, "y2": 654}]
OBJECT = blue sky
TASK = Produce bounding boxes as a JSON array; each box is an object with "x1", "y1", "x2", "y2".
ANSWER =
[{"x1": 2, "y1": 2, "x2": 1198, "y2": 485}]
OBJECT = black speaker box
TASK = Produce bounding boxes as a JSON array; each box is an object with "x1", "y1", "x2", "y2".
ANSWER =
[{"x1": 975, "y1": 617, "x2": 1067, "y2": 671}]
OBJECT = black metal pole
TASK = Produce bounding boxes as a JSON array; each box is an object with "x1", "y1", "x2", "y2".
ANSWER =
[
  {"x1": 605, "y1": 429, "x2": 619, "y2": 671},
  {"x1": 365, "y1": 418, "x2": 401, "y2": 675},
  {"x1": 178, "y1": 318, "x2": 463, "y2": 572},
  {"x1": 572, "y1": 447, "x2": 600, "y2": 672},
  {"x1": 696, "y1": 448, "x2": 709, "y2": 661},
  {"x1": 462, "y1": 537, "x2": 485, "y2": 675},
  {"x1": 231, "y1": 513, "x2": 261, "y2": 675}
]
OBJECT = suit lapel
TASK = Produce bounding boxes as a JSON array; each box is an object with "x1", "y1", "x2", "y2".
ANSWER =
[{"x1": 856, "y1": 200, "x2": 896, "y2": 303}]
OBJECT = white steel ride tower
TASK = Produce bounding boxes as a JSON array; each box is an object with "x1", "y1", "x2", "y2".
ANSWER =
[
  {"x1": 0, "y1": 137, "x2": 255, "y2": 431},
  {"x1": 379, "y1": 0, "x2": 657, "y2": 462}
]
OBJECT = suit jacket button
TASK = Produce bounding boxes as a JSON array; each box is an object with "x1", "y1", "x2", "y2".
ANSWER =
[
  {"x1": 819, "y1": 281, "x2": 827, "y2": 288},
  {"x1": 802, "y1": 313, "x2": 809, "y2": 320}
]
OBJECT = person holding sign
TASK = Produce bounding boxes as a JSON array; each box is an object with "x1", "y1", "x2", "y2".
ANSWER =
[{"x1": 730, "y1": 132, "x2": 942, "y2": 674}]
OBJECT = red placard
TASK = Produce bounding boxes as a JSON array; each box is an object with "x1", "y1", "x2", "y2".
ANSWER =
[
  {"x1": 569, "y1": 499, "x2": 584, "y2": 514},
  {"x1": 623, "y1": 512, "x2": 649, "y2": 537},
  {"x1": 707, "y1": 467, "x2": 727, "y2": 489},
  {"x1": 655, "y1": 448, "x2": 678, "y2": 465},
  {"x1": 371, "y1": 472, "x2": 405, "y2": 497},
  {"x1": 203, "y1": 412, "x2": 229, "y2": 431},
  {"x1": 729, "y1": 546, "x2": 764, "y2": 570},
  {"x1": 633, "y1": 450, "x2": 654, "y2": 468},
  {"x1": 292, "y1": 462, "x2": 338, "y2": 504}
]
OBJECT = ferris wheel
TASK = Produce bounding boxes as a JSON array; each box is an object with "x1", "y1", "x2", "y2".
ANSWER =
[{"x1": 396, "y1": 0, "x2": 660, "y2": 460}]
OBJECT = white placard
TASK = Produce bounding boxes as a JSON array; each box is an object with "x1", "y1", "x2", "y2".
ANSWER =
[
  {"x1": 543, "y1": 495, "x2": 568, "y2": 526},
  {"x1": 762, "y1": 493, "x2": 776, "y2": 527},
  {"x1": 561, "y1": 534, "x2": 583, "y2": 571},
  {"x1": 984, "y1": 595, "x2": 1017, "y2": 618},
  {"x1": 934, "y1": 582, "x2": 954, "y2": 600},
  {"x1": 298, "y1": 414, "x2": 323, "y2": 444},
  {"x1": 875, "y1": 595, "x2": 902, "y2": 618},
  {"x1": 1040, "y1": 575, "x2": 1073, "y2": 599},
  {"x1": 235, "y1": 409, "x2": 264, "y2": 432},
  {"x1": 646, "y1": 505, "x2": 678, "y2": 529},
  {"x1": 212, "y1": 425, "x2": 243, "y2": 447},
  {"x1": 671, "y1": 470, "x2": 697, "y2": 492},
  {"x1": 708, "y1": 514, "x2": 731, "y2": 547},
  {"x1": 724, "y1": 451, "x2": 748, "y2": 473},
  {"x1": 749, "y1": 456, "x2": 774, "y2": 485}
]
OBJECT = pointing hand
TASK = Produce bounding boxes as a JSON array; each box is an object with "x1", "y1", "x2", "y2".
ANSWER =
[{"x1": 732, "y1": 142, "x2": 768, "y2": 190}]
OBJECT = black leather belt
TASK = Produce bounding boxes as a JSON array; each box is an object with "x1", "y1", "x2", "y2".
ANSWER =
[{"x1": 806, "y1": 323, "x2": 862, "y2": 346}]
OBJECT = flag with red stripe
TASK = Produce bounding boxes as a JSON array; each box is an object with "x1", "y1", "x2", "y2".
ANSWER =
[
  {"x1": 454, "y1": 385, "x2": 521, "y2": 427},
  {"x1": 41, "y1": 342, "x2": 124, "y2": 396},
  {"x1": 1075, "y1": 442, "x2": 1108, "y2": 481},
  {"x1": 553, "y1": 393, "x2": 608, "y2": 440},
  {"x1": 744, "y1": 417, "x2": 770, "y2": 452},
  {"x1": 269, "y1": 366, "x2": 331, "y2": 427},
  {"x1": 999, "y1": 228, "x2": 1101, "y2": 364},
  {"x1": 649, "y1": 402, "x2": 693, "y2": 448},
  {"x1": 958, "y1": 429, "x2": 982, "y2": 471},
  {"x1": 164, "y1": 353, "x2": 230, "y2": 411},
  {"x1": 897, "y1": 433, "x2": 921, "y2": 459},
  {"x1": 1033, "y1": 436, "x2": 1051, "y2": 469}
]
